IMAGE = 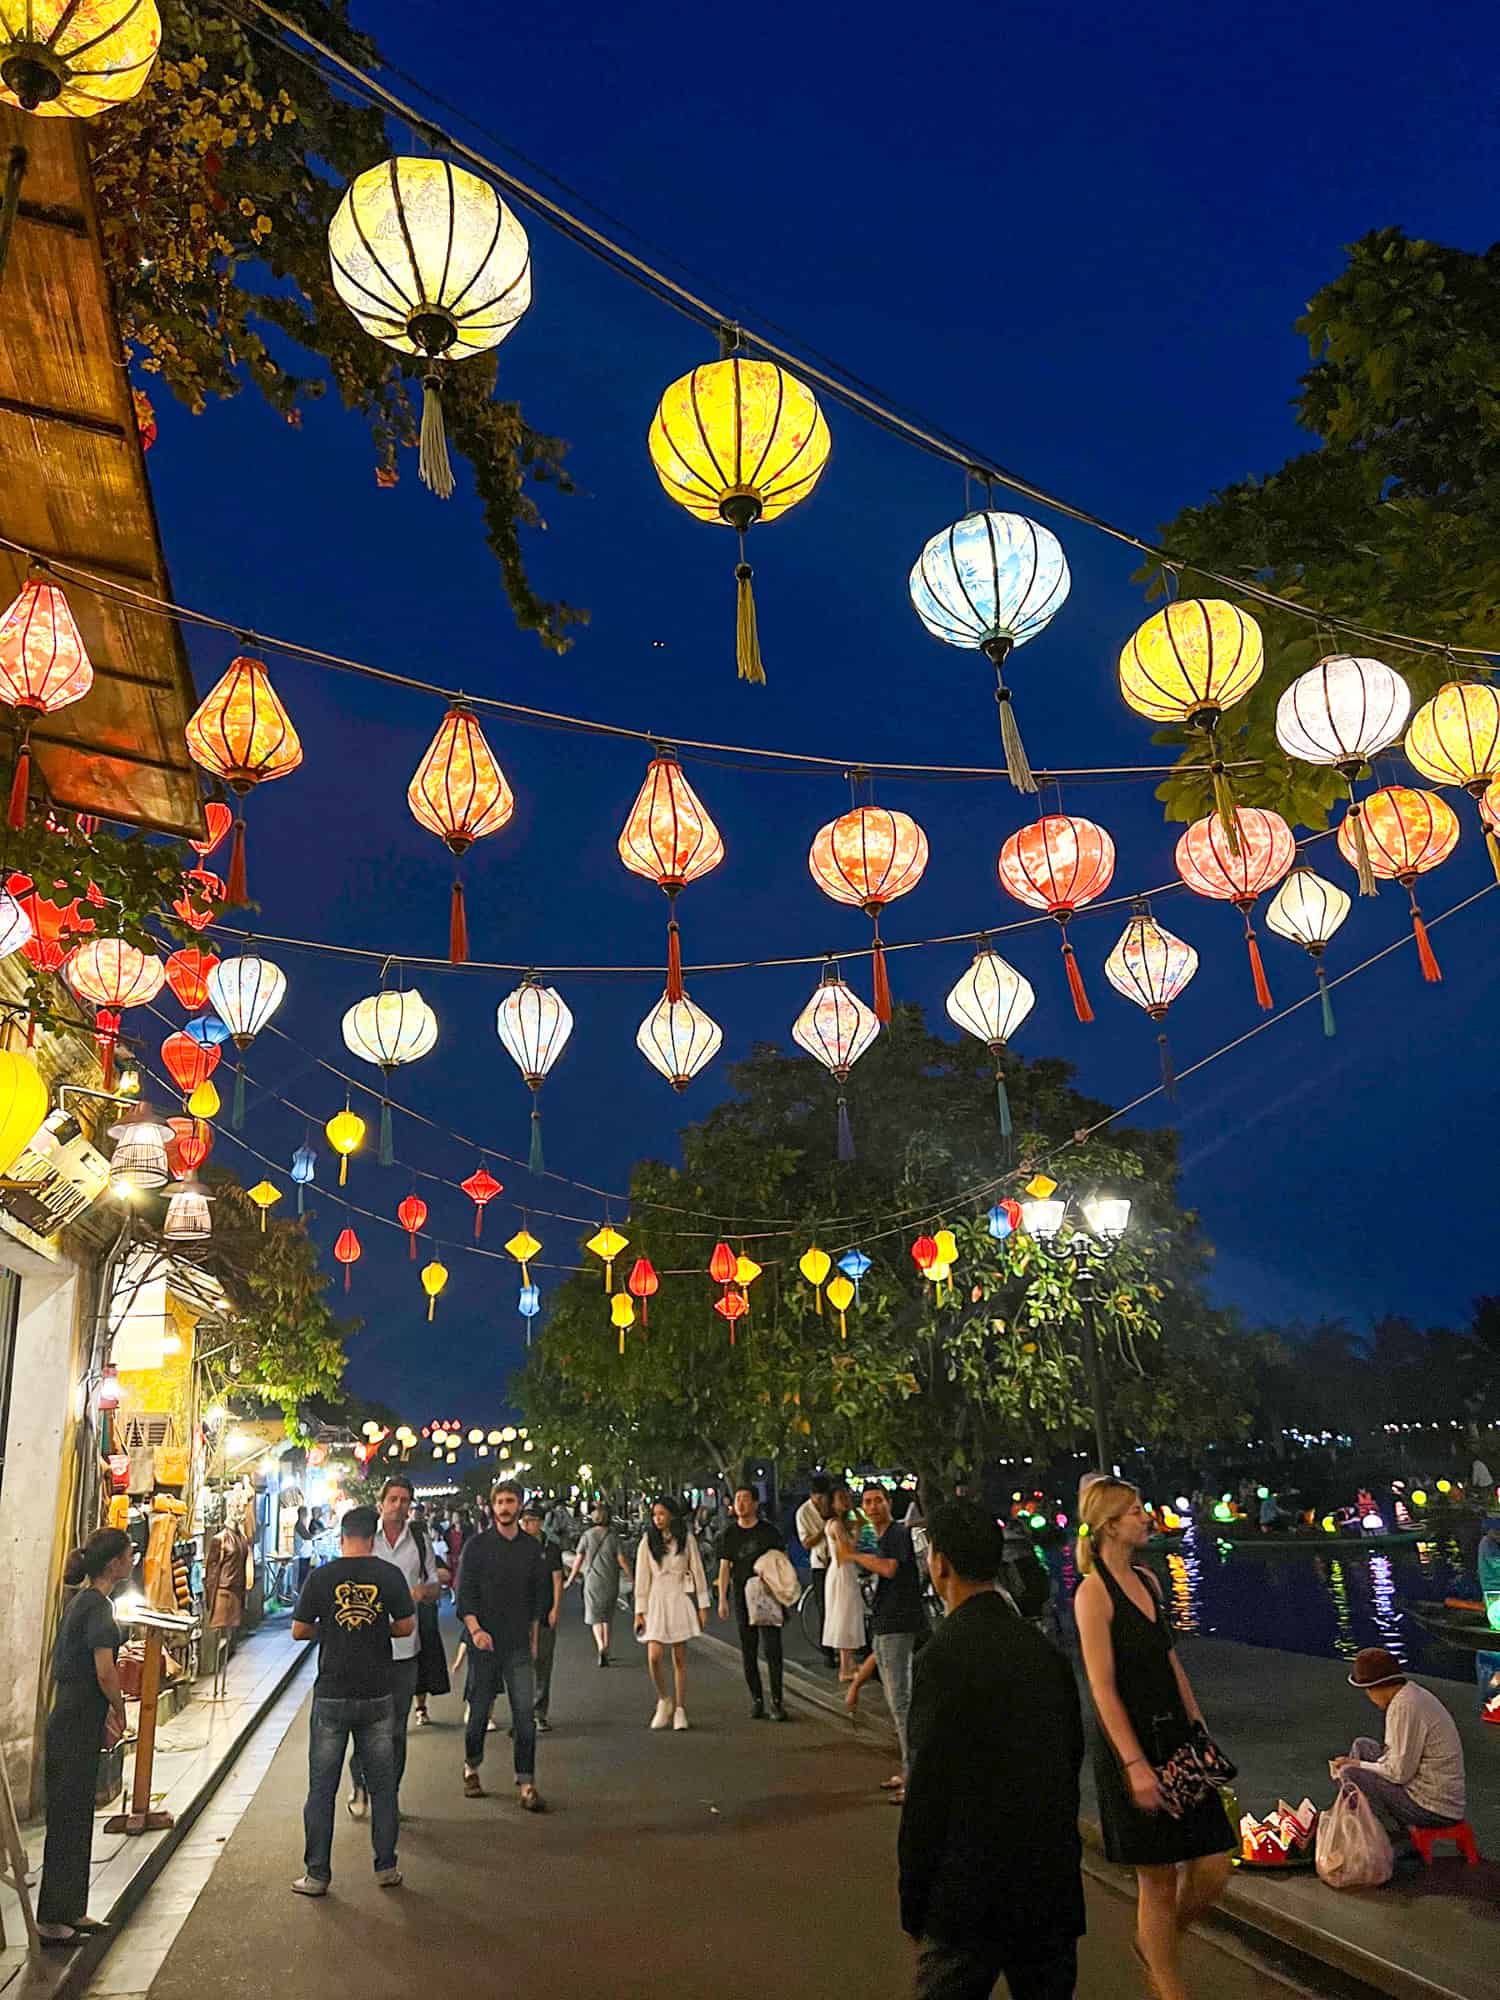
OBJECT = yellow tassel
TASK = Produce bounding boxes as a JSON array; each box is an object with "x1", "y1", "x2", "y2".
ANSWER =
[
  {"x1": 1210, "y1": 762, "x2": 1241, "y2": 855},
  {"x1": 604, "y1": 1260, "x2": 613, "y2": 1294},
  {"x1": 838, "y1": 1311, "x2": 847, "y2": 1340},
  {"x1": 619, "y1": 1327, "x2": 625, "y2": 1356},
  {"x1": 1487, "y1": 829, "x2": 1500, "y2": 886},
  {"x1": 814, "y1": 1288, "x2": 822, "y2": 1316},
  {"x1": 427, "y1": 1296, "x2": 435, "y2": 1323},
  {"x1": 339, "y1": 1155, "x2": 348, "y2": 1186},
  {"x1": 735, "y1": 561, "x2": 765, "y2": 684}
]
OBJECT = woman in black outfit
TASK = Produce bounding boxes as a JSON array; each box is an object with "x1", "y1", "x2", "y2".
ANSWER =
[
  {"x1": 36, "y1": 1528, "x2": 134, "y2": 1945},
  {"x1": 1074, "y1": 1478, "x2": 1231, "y2": 2000}
]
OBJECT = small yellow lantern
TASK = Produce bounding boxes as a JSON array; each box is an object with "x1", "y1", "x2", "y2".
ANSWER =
[
  {"x1": 799, "y1": 1245, "x2": 831, "y2": 1315},
  {"x1": 326, "y1": 1105, "x2": 366, "y2": 1186},
  {"x1": 826, "y1": 1272, "x2": 856, "y2": 1339},
  {"x1": 247, "y1": 1180, "x2": 281, "y2": 1232},
  {"x1": 735, "y1": 1253, "x2": 763, "y2": 1288},
  {"x1": 186, "y1": 1077, "x2": 221, "y2": 1120},
  {"x1": 505, "y1": 1227, "x2": 541, "y2": 1286},
  {"x1": 421, "y1": 1259, "x2": 449, "y2": 1321},
  {"x1": 610, "y1": 1288, "x2": 635, "y2": 1354},
  {"x1": 587, "y1": 1224, "x2": 628, "y2": 1292},
  {"x1": 0, "y1": 1047, "x2": 47, "y2": 1178}
]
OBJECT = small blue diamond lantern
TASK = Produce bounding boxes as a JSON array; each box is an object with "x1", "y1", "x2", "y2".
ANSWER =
[
  {"x1": 290, "y1": 1142, "x2": 316, "y2": 1213},
  {"x1": 837, "y1": 1249, "x2": 871, "y2": 1302}
]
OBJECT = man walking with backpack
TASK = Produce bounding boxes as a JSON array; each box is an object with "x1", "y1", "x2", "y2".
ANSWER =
[{"x1": 346, "y1": 1473, "x2": 441, "y2": 1822}]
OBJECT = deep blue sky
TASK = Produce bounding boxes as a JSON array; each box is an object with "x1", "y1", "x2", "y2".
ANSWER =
[{"x1": 140, "y1": 0, "x2": 1499, "y2": 1414}]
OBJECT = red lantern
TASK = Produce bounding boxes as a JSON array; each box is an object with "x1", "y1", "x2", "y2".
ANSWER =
[
  {"x1": 708, "y1": 1240, "x2": 737, "y2": 1286},
  {"x1": 627, "y1": 1256, "x2": 659, "y2": 1326},
  {"x1": 162, "y1": 1031, "x2": 219, "y2": 1101},
  {"x1": 333, "y1": 1227, "x2": 361, "y2": 1291},
  {"x1": 66, "y1": 940, "x2": 165, "y2": 1089},
  {"x1": 9, "y1": 871, "x2": 93, "y2": 972},
  {"x1": 808, "y1": 805, "x2": 929, "y2": 1023},
  {"x1": 911, "y1": 1234, "x2": 939, "y2": 1273},
  {"x1": 173, "y1": 869, "x2": 225, "y2": 933},
  {"x1": 461, "y1": 1164, "x2": 503, "y2": 1238},
  {"x1": 1174, "y1": 807, "x2": 1296, "y2": 1012},
  {"x1": 617, "y1": 749, "x2": 724, "y2": 1002},
  {"x1": 398, "y1": 1193, "x2": 428, "y2": 1260},
  {"x1": 166, "y1": 1117, "x2": 212, "y2": 1175},
  {"x1": 714, "y1": 1286, "x2": 749, "y2": 1344},
  {"x1": 0, "y1": 578, "x2": 95, "y2": 828},
  {"x1": 165, "y1": 946, "x2": 219, "y2": 1012},
  {"x1": 190, "y1": 801, "x2": 233, "y2": 861},
  {"x1": 1336, "y1": 785, "x2": 1459, "y2": 983},
  {"x1": 997, "y1": 815, "x2": 1116, "y2": 1022}
]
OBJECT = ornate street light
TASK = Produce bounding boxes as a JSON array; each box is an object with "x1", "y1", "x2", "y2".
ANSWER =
[{"x1": 1020, "y1": 1191, "x2": 1132, "y2": 1471}]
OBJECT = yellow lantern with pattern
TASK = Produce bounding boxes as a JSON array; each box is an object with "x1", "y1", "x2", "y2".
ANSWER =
[
  {"x1": 0, "y1": 0, "x2": 160, "y2": 117},
  {"x1": 1118, "y1": 600, "x2": 1264, "y2": 847}
]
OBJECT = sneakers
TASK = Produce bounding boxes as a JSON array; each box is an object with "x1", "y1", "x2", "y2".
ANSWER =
[
  {"x1": 463, "y1": 1770, "x2": 485, "y2": 1798},
  {"x1": 345, "y1": 1787, "x2": 368, "y2": 1821},
  {"x1": 535, "y1": 1715, "x2": 553, "y2": 1733},
  {"x1": 375, "y1": 1868, "x2": 402, "y2": 1888},
  {"x1": 768, "y1": 1701, "x2": 788, "y2": 1722},
  {"x1": 750, "y1": 1698, "x2": 767, "y2": 1720},
  {"x1": 673, "y1": 1707, "x2": 689, "y2": 1731},
  {"x1": 650, "y1": 1698, "x2": 673, "y2": 1730},
  {"x1": 291, "y1": 1876, "x2": 328, "y2": 1898}
]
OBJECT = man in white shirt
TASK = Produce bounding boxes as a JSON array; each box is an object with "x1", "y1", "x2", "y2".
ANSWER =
[
  {"x1": 796, "y1": 1476, "x2": 835, "y2": 1668},
  {"x1": 1332, "y1": 1647, "x2": 1466, "y2": 1829},
  {"x1": 348, "y1": 1474, "x2": 441, "y2": 1820}
]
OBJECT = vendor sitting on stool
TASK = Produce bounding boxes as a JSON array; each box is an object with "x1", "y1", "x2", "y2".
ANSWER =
[{"x1": 1330, "y1": 1647, "x2": 1466, "y2": 1832}]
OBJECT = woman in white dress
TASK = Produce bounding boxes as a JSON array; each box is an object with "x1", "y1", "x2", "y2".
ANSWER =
[
  {"x1": 822, "y1": 1485, "x2": 867, "y2": 1679},
  {"x1": 634, "y1": 1496, "x2": 709, "y2": 1730}
]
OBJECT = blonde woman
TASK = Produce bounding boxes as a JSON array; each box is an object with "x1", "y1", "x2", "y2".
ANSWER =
[{"x1": 1074, "y1": 1477, "x2": 1232, "y2": 2000}]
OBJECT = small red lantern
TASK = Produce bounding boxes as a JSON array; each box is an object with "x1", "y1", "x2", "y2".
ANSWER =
[
  {"x1": 334, "y1": 1226, "x2": 361, "y2": 1291},
  {"x1": 714, "y1": 1286, "x2": 749, "y2": 1344},
  {"x1": 173, "y1": 869, "x2": 225, "y2": 933},
  {"x1": 166, "y1": 1116, "x2": 212, "y2": 1176},
  {"x1": 627, "y1": 1256, "x2": 659, "y2": 1326},
  {"x1": 162, "y1": 1031, "x2": 219, "y2": 1101},
  {"x1": 708, "y1": 1240, "x2": 737, "y2": 1286},
  {"x1": 165, "y1": 946, "x2": 219, "y2": 1012},
  {"x1": 190, "y1": 801, "x2": 233, "y2": 861},
  {"x1": 461, "y1": 1164, "x2": 503, "y2": 1238},
  {"x1": 911, "y1": 1234, "x2": 939, "y2": 1273},
  {"x1": 398, "y1": 1193, "x2": 428, "y2": 1260}
]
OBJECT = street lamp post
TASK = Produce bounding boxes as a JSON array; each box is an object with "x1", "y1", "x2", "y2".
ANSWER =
[{"x1": 1020, "y1": 1193, "x2": 1132, "y2": 1475}]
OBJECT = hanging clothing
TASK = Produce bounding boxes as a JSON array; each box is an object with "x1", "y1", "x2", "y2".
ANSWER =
[
  {"x1": 633, "y1": 1533, "x2": 708, "y2": 1645},
  {"x1": 202, "y1": 1526, "x2": 251, "y2": 1631},
  {"x1": 822, "y1": 1521, "x2": 866, "y2": 1652}
]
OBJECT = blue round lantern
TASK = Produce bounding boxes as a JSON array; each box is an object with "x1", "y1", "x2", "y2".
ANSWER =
[
  {"x1": 185, "y1": 1013, "x2": 230, "y2": 1048},
  {"x1": 837, "y1": 1248, "x2": 871, "y2": 1301},
  {"x1": 909, "y1": 510, "x2": 1070, "y2": 793},
  {"x1": 987, "y1": 1203, "x2": 1014, "y2": 1241}
]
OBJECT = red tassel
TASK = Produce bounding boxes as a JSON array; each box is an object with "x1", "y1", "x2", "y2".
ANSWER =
[
  {"x1": 449, "y1": 880, "x2": 468, "y2": 964},
  {"x1": 408, "y1": 1233, "x2": 417, "y2": 1262},
  {"x1": 1062, "y1": 937, "x2": 1094, "y2": 1024},
  {"x1": 871, "y1": 930, "x2": 892, "y2": 1024},
  {"x1": 473, "y1": 1207, "x2": 483, "y2": 1240},
  {"x1": 344, "y1": 1266, "x2": 351, "y2": 1293},
  {"x1": 100, "y1": 1038, "x2": 114, "y2": 1094},
  {"x1": 7, "y1": 741, "x2": 29, "y2": 830},
  {"x1": 640, "y1": 1299, "x2": 648, "y2": 1328},
  {"x1": 666, "y1": 918, "x2": 684, "y2": 1003},
  {"x1": 1244, "y1": 917, "x2": 1273, "y2": 1011},
  {"x1": 226, "y1": 817, "x2": 248, "y2": 906},
  {"x1": 1412, "y1": 906, "x2": 1442, "y2": 984}
]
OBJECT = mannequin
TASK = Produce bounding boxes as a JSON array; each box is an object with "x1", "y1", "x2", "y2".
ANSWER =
[{"x1": 201, "y1": 1512, "x2": 251, "y2": 1698}]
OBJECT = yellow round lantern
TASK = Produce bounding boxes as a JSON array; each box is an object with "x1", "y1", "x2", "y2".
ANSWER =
[
  {"x1": 186, "y1": 1077, "x2": 220, "y2": 1121},
  {"x1": 825, "y1": 1272, "x2": 856, "y2": 1340},
  {"x1": 798, "y1": 1245, "x2": 831, "y2": 1315},
  {"x1": 421, "y1": 1259, "x2": 449, "y2": 1322},
  {"x1": 1405, "y1": 680, "x2": 1500, "y2": 881},
  {"x1": 325, "y1": 1105, "x2": 366, "y2": 1186},
  {"x1": 0, "y1": 0, "x2": 160, "y2": 117},
  {"x1": 648, "y1": 352, "x2": 830, "y2": 684},
  {"x1": 1119, "y1": 600, "x2": 1264, "y2": 846},
  {"x1": 0, "y1": 1047, "x2": 47, "y2": 1177}
]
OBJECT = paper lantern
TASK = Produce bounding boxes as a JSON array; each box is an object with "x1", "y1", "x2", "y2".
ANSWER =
[
  {"x1": 1265, "y1": 867, "x2": 1351, "y2": 1037},
  {"x1": 627, "y1": 1255, "x2": 659, "y2": 1325},
  {"x1": 407, "y1": 704, "x2": 515, "y2": 961},
  {"x1": 172, "y1": 868, "x2": 224, "y2": 932},
  {"x1": 461, "y1": 1163, "x2": 502, "y2": 1238},
  {"x1": 1174, "y1": 806, "x2": 1295, "y2": 1012},
  {"x1": 66, "y1": 939, "x2": 164, "y2": 1088},
  {"x1": 190, "y1": 800, "x2": 233, "y2": 861},
  {"x1": 988, "y1": 1197, "x2": 1021, "y2": 1240},
  {"x1": 329, "y1": 157, "x2": 532, "y2": 498},
  {"x1": 708, "y1": 1240, "x2": 737, "y2": 1286},
  {"x1": 1119, "y1": 601, "x2": 1263, "y2": 846},
  {"x1": 649, "y1": 352, "x2": 829, "y2": 683},
  {"x1": 735, "y1": 1253, "x2": 762, "y2": 1288},
  {"x1": 398, "y1": 1193, "x2": 428, "y2": 1260},
  {"x1": 933, "y1": 1227, "x2": 958, "y2": 1266},
  {"x1": 825, "y1": 1272, "x2": 856, "y2": 1338},
  {"x1": 1104, "y1": 912, "x2": 1199, "y2": 1095},
  {"x1": 497, "y1": 976, "x2": 573, "y2": 1172},
  {"x1": 184, "y1": 1013, "x2": 229, "y2": 1048},
  {"x1": 161, "y1": 1030, "x2": 218, "y2": 1102},
  {"x1": 609, "y1": 1288, "x2": 635, "y2": 1353},
  {"x1": 325, "y1": 1106, "x2": 365, "y2": 1186},
  {"x1": 0, "y1": 578, "x2": 94, "y2": 826},
  {"x1": 1336, "y1": 784, "x2": 1458, "y2": 983},
  {"x1": 164, "y1": 947, "x2": 218, "y2": 1012},
  {"x1": 909, "y1": 511, "x2": 1070, "y2": 789},
  {"x1": 518, "y1": 1282, "x2": 541, "y2": 1326},
  {"x1": 333, "y1": 1226, "x2": 361, "y2": 1292},
  {"x1": 799, "y1": 1245, "x2": 831, "y2": 1316},
  {"x1": 421, "y1": 1259, "x2": 449, "y2": 1322},
  {"x1": 791, "y1": 961, "x2": 880, "y2": 1161},
  {"x1": 945, "y1": 942, "x2": 1035, "y2": 1138},
  {"x1": 165, "y1": 1115, "x2": 211, "y2": 1176},
  {"x1": 9, "y1": 869, "x2": 90, "y2": 972},
  {"x1": 291, "y1": 1141, "x2": 316, "y2": 1211},
  {"x1": 342, "y1": 988, "x2": 438, "y2": 1164},
  {"x1": 714, "y1": 1286, "x2": 748, "y2": 1343},
  {"x1": 506, "y1": 1227, "x2": 541, "y2": 1285},
  {"x1": 207, "y1": 954, "x2": 286, "y2": 1049},
  {"x1": 808, "y1": 806, "x2": 928, "y2": 1022},
  {"x1": 636, "y1": 990, "x2": 722, "y2": 1090},
  {"x1": 162, "y1": 1178, "x2": 212, "y2": 1243},
  {"x1": 837, "y1": 1248, "x2": 871, "y2": 1300},
  {"x1": 0, "y1": 889, "x2": 32, "y2": 962},
  {"x1": 1405, "y1": 681, "x2": 1500, "y2": 882},
  {"x1": 587, "y1": 1223, "x2": 628, "y2": 1292},
  {"x1": 0, "y1": 0, "x2": 160, "y2": 114},
  {"x1": 247, "y1": 1180, "x2": 281, "y2": 1231},
  {"x1": 186, "y1": 1077, "x2": 220, "y2": 1120},
  {"x1": 997, "y1": 815, "x2": 1115, "y2": 1022},
  {"x1": 184, "y1": 657, "x2": 301, "y2": 904},
  {"x1": 1274, "y1": 654, "x2": 1410, "y2": 896},
  {"x1": 0, "y1": 1048, "x2": 47, "y2": 1176},
  {"x1": 911, "y1": 1234, "x2": 938, "y2": 1274},
  {"x1": 618, "y1": 749, "x2": 723, "y2": 1000}
]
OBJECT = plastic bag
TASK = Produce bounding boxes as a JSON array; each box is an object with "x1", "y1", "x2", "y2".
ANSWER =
[{"x1": 1315, "y1": 1785, "x2": 1393, "y2": 1889}]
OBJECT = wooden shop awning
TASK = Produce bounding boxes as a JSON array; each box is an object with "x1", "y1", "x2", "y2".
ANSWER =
[{"x1": 0, "y1": 109, "x2": 202, "y2": 839}]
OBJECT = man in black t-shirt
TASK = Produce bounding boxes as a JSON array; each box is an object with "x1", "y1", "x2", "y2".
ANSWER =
[
  {"x1": 291, "y1": 1504, "x2": 415, "y2": 1896},
  {"x1": 844, "y1": 1483, "x2": 929, "y2": 1795},
  {"x1": 715, "y1": 1483, "x2": 787, "y2": 1720},
  {"x1": 521, "y1": 1503, "x2": 565, "y2": 1731}
]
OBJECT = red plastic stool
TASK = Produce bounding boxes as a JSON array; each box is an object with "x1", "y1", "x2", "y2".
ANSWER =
[{"x1": 1410, "y1": 1821, "x2": 1480, "y2": 1866}]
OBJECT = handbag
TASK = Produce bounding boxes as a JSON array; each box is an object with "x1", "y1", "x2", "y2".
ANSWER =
[
  {"x1": 745, "y1": 1575, "x2": 786, "y2": 1627},
  {"x1": 1152, "y1": 1720, "x2": 1238, "y2": 1819}
]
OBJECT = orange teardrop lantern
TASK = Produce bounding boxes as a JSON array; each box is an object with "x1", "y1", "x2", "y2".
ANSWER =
[
  {"x1": 165, "y1": 946, "x2": 219, "y2": 1012},
  {"x1": 627, "y1": 1255, "x2": 659, "y2": 1326},
  {"x1": 333, "y1": 1226, "x2": 362, "y2": 1292},
  {"x1": 808, "y1": 804, "x2": 928, "y2": 1023},
  {"x1": 0, "y1": 577, "x2": 95, "y2": 828},
  {"x1": 407, "y1": 703, "x2": 515, "y2": 963},
  {"x1": 1174, "y1": 806, "x2": 1295, "y2": 1012},
  {"x1": 997, "y1": 814, "x2": 1116, "y2": 1022},
  {"x1": 1335, "y1": 785, "x2": 1458, "y2": 983},
  {"x1": 708, "y1": 1240, "x2": 737, "y2": 1286},
  {"x1": 714, "y1": 1285, "x2": 749, "y2": 1344},
  {"x1": 166, "y1": 1116, "x2": 212, "y2": 1176},
  {"x1": 184, "y1": 656, "x2": 302, "y2": 905},
  {"x1": 618, "y1": 748, "x2": 724, "y2": 1001},
  {"x1": 398, "y1": 1192, "x2": 428, "y2": 1260}
]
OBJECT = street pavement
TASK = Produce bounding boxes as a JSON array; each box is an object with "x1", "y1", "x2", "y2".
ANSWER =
[{"x1": 130, "y1": 1611, "x2": 1350, "y2": 2000}]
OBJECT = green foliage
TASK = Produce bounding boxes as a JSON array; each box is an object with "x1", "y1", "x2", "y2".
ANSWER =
[
  {"x1": 514, "y1": 1006, "x2": 1247, "y2": 1490},
  {"x1": 1145, "y1": 229, "x2": 1500, "y2": 828},
  {"x1": 90, "y1": 1, "x2": 581, "y2": 651}
]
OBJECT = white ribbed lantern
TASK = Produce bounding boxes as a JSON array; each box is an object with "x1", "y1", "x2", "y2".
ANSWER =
[
  {"x1": 1265, "y1": 867, "x2": 1350, "y2": 952},
  {"x1": 1274, "y1": 655, "x2": 1411, "y2": 768},
  {"x1": 636, "y1": 991, "x2": 721, "y2": 1091},
  {"x1": 497, "y1": 977, "x2": 573, "y2": 1087},
  {"x1": 207, "y1": 955, "x2": 287, "y2": 1049},
  {"x1": 945, "y1": 944, "x2": 1034, "y2": 1144},
  {"x1": 342, "y1": 989, "x2": 438, "y2": 1071},
  {"x1": 792, "y1": 962, "x2": 880, "y2": 1162}
]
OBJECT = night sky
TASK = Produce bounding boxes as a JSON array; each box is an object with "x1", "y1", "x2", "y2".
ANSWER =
[{"x1": 137, "y1": 0, "x2": 1500, "y2": 1414}]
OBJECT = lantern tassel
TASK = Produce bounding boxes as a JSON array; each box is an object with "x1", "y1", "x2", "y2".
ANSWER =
[
  {"x1": 836, "y1": 1094, "x2": 855, "y2": 1162},
  {"x1": 735, "y1": 542, "x2": 764, "y2": 686},
  {"x1": 297, "y1": 1181, "x2": 305, "y2": 1216},
  {"x1": 1410, "y1": 894, "x2": 1442, "y2": 983},
  {"x1": 99, "y1": 1035, "x2": 114, "y2": 1095},
  {"x1": 529, "y1": 1106, "x2": 545, "y2": 1174},
  {"x1": 619, "y1": 1326, "x2": 625, "y2": 1356},
  {"x1": 427, "y1": 1295, "x2": 436, "y2": 1323},
  {"x1": 640, "y1": 1297, "x2": 649, "y2": 1328},
  {"x1": 1486, "y1": 829, "x2": 1500, "y2": 887},
  {"x1": 993, "y1": 681, "x2": 1037, "y2": 794},
  {"x1": 226, "y1": 816, "x2": 248, "y2": 907},
  {"x1": 1316, "y1": 963, "x2": 1336, "y2": 1038},
  {"x1": 339, "y1": 1153, "x2": 349, "y2": 1186},
  {"x1": 1209, "y1": 757, "x2": 1241, "y2": 856},
  {"x1": 407, "y1": 1227, "x2": 417, "y2": 1261},
  {"x1": 449, "y1": 879, "x2": 469, "y2": 965},
  {"x1": 7, "y1": 739, "x2": 29, "y2": 831},
  {"x1": 1349, "y1": 798, "x2": 1378, "y2": 898},
  {"x1": 343, "y1": 1265, "x2": 351, "y2": 1293},
  {"x1": 994, "y1": 1066, "x2": 1013, "y2": 1142},
  {"x1": 473, "y1": 1205, "x2": 484, "y2": 1241},
  {"x1": 259, "y1": 1207, "x2": 267, "y2": 1235},
  {"x1": 419, "y1": 372, "x2": 455, "y2": 500},
  {"x1": 231, "y1": 1062, "x2": 246, "y2": 1130},
  {"x1": 379, "y1": 1099, "x2": 393, "y2": 1167},
  {"x1": 1243, "y1": 914, "x2": 1273, "y2": 1011},
  {"x1": 1157, "y1": 1029, "x2": 1177, "y2": 1100},
  {"x1": 666, "y1": 916, "x2": 684, "y2": 1004},
  {"x1": 838, "y1": 1310, "x2": 848, "y2": 1340},
  {"x1": 1061, "y1": 935, "x2": 1094, "y2": 1024},
  {"x1": 870, "y1": 926, "x2": 892, "y2": 1025}
]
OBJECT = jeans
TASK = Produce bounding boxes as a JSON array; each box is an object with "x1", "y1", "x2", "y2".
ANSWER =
[
  {"x1": 736, "y1": 1610, "x2": 784, "y2": 1705},
  {"x1": 534, "y1": 1618, "x2": 557, "y2": 1721},
  {"x1": 464, "y1": 1645, "x2": 535, "y2": 1780},
  {"x1": 1342, "y1": 1736, "x2": 1457, "y2": 1830},
  {"x1": 874, "y1": 1630, "x2": 916, "y2": 1776},
  {"x1": 350, "y1": 1656, "x2": 419, "y2": 1798},
  {"x1": 914, "y1": 1935, "x2": 1078, "y2": 2000},
  {"x1": 304, "y1": 1695, "x2": 397, "y2": 1881}
]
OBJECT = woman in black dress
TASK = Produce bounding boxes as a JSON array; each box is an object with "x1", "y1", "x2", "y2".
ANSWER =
[
  {"x1": 1074, "y1": 1478, "x2": 1231, "y2": 2000},
  {"x1": 36, "y1": 1528, "x2": 134, "y2": 1945}
]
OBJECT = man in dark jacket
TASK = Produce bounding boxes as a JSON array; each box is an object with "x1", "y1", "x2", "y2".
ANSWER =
[
  {"x1": 898, "y1": 1501, "x2": 1084, "y2": 1999},
  {"x1": 457, "y1": 1482, "x2": 548, "y2": 1810}
]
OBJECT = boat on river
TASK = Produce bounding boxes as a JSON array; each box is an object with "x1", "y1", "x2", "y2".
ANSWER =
[
  {"x1": 1204, "y1": 1528, "x2": 1426, "y2": 1554},
  {"x1": 1407, "y1": 1598, "x2": 1498, "y2": 1653}
]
